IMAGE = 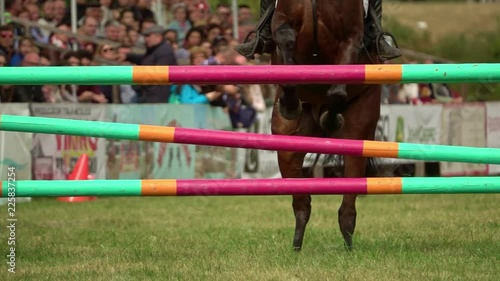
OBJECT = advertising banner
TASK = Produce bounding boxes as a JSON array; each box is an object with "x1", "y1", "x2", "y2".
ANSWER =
[
  {"x1": 440, "y1": 103, "x2": 487, "y2": 176},
  {"x1": 388, "y1": 104, "x2": 442, "y2": 144},
  {"x1": 0, "y1": 103, "x2": 32, "y2": 205},
  {"x1": 30, "y1": 104, "x2": 106, "y2": 180}
]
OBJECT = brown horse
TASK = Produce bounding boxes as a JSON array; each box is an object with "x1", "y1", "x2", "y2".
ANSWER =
[{"x1": 269, "y1": 0, "x2": 382, "y2": 250}]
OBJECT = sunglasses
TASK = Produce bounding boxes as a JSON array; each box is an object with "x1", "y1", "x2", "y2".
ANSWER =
[{"x1": 0, "y1": 32, "x2": 13, "y2": 38}]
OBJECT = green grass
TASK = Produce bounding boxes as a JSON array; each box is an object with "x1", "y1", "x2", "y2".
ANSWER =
[{"x1": 1, "y1": 194, "x2": 499, "y2": 280}]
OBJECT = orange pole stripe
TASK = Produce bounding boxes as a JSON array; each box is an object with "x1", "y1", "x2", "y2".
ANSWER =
[
  {"x1": 362, "y1": 141, "x2": 399, "y2": 158},
  {"x1": 367, "y1": 178, "x2": 403, "y2": 194},
  {"x1": 364, "y1": 65, "x2": 402, "y2": 84},
  {"x1": 132, "y1": 66, "x2": 170, "y2": 84},
  {"x1": 138, "y1": 125, "x2": 175, "y2": 143},
  {"x1": 141, "y1": 180, "x2": 178, "y2": 195}
]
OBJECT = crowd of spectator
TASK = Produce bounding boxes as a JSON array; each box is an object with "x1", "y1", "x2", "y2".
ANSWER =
[{"x1": 0, "y1": 0, "x2": 463, "y2": 128}]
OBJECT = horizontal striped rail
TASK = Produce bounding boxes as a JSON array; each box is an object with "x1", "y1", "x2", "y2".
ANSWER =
[
  {"x1": 2, "y1": 115, "x2": 500, "y2": 164},
  {"x1": 0, "y1": 64, "x2": 498, "y2": 85},
  {"x1": 1, "y1": 177, "x2": 499, "y2": 197}
]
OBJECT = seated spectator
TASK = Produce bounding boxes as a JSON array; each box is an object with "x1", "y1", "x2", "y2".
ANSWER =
[
  {"x1": 25, "y1": 3, "x2": 47, "y2": 43},
  {"x1": 39, "y1": 53, "x2": 51, "y2": 66},
  {"x1": 189, "y1": 46, "x2": 208, "y2": 65},
  {"x1": 54, "y1": 0, "x2": 67, "y2": 24},
  {"x1": 102, "y1": 20, "x2": 121, "y2": 42},
  {"x1": 165, "y1": 37, "x2": 190, "y2": 65},
  {"x1": 61, "y1": 51, "x2": 108, "y2": 104},
  {"x1": 37, "y1": 0, "x2": 57, "y2": 40},
  {"x1": 49, "y1": 22, "x2": 73, "y2": 50},
  {"x1": 188, "y1": 2, "x2": 209, "y2": 27},
  {"x1": 206, "y1": 24, "x2": 223, "y2": 46},
  {"x1": 169, "y1": 47, "x2": 221, "y2": 104},
  {"x1": 119, "y1": 8, "x2": 139, "y2": 31},
  {"x1": 10, "y1": 37, "x2": 34, "y2": 66},
  {"x1": 77, "y1": 16, "x2": 98, "y2": 53},
  {"x1": 125, "y1": 26, "x2": 140, "y2": 47},
  {"x1": 9, "y1": 52, "x2": 46, "y2": 102},
  {"x1": 77, "y1": 49, "x2": 94, "y2": 66},
  {"x1": 183, "y1": 27, "x2": 205, "y2": 49},
  {"x1": 164, "y1": 28, "x2": 178, "y2": 44},
  {"x1": 135, "y1": 0, "x2": 156, "y2": 24},
  {"x1": 42, "y1": 85, "x2": 64, "y2": 103},
  {"x1": 0, "y1": 24, "x2": 14, "y2": 64},
  {"x1": 0, "y1": 51, "x2": 12, "y2": 103}
]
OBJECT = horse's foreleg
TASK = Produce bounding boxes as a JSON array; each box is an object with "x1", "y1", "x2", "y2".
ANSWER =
[
  {"x1": 320, "y1": 40, "x2": 361, "y2": 132},
  {"x1": 319, "y1": 84, "x2": 347, "y2": 132},
  {"x1": 274, "y1": 23, "x2": 301, "y2": 120}
]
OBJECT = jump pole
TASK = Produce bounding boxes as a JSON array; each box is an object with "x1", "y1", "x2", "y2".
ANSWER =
[
  {"x1": 2, "y1": 114, "x2": 500, "y2": 164},
  {"x1": 2, "y1": 177, "x2": 500, "y2": 197},
  {"x1": 0, "y1": 64, "x2": 498, "y2": 85}
]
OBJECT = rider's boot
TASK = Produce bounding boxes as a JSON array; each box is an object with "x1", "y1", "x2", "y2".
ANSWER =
[
  {"x1": 365, "y1": 0, "x2": 401, "y2": 61},
  {"x1": 234, "y1": 0, "x2": 275, "y2": 60}
]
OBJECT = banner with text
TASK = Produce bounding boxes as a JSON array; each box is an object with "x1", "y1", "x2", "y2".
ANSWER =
[
  {"x1": 30, "y1": 104, "x2": 107, "y2": 179},
  {"x1": 440, "y1": 103, "x2": 487, "y2": 176},
  {"x1": 0, "y1": 104, "x2": 31, "y2": 180}
]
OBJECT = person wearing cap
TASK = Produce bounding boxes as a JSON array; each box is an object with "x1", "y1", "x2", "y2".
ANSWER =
[{"x1": 118, "y1": 24, "x2": 178, "y2": 103}]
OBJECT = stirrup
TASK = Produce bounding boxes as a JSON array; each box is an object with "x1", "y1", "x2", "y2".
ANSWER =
[
  {"x1": 241, "y1": 30, "x2": 261, "y2": 57},
  {"x1": 376, "y1": 32, "x2": 401, "y2": 61}
]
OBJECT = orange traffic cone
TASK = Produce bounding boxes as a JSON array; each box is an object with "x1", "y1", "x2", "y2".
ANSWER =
[{"x1": 57, "y1": 154, "x2": 97, "y2": 202}]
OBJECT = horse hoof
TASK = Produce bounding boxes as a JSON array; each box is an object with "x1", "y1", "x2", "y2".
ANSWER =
[
  {"x1": 293, "y1": 246, "x2": 302, "y2": 252},
  {"x1": 320, "y1": 112, "x2": 344, "y2": 132},
  {"x1": 277, "y1": 101, "x2": 302, "y2": 120}
]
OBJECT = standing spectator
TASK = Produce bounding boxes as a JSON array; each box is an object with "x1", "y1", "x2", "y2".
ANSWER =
[
  {"x1": 119, "y1": 25, "x2": 178, "y2": 103},
  {"x1": 167, "y1": 3, "x2": 192, "y2": 44}
]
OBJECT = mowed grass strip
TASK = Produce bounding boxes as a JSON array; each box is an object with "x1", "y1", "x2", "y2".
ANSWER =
[{"x1": 1, "y1": 194, "x2": 498, "y2": 280}]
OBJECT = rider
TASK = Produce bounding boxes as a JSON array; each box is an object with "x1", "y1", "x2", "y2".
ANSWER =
[{"x1": 234, "y1": 0, "x2": 401, "y2": 61}]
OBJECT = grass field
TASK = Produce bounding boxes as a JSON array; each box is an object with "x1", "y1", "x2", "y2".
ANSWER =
[
  {"x1": 1, "y1": 193, "x2": 498, "y2": 280},
  {"x1": 383, "y1": 2, "x2": 500, "y2": 42}
]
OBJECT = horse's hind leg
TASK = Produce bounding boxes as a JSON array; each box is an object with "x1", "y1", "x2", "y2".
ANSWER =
[
  {"x1": 272, "y1": 104, "x2": 319, "y2": 251},
  {"x1": 338, "y1": 85, "x2": 381, "y2": 250},
  {"x1": 274, "y1": 23, "x2": 301, "y2": 120},
  {"x1": 277, "y1": 151, "x2": 310, "y2": 251}
]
